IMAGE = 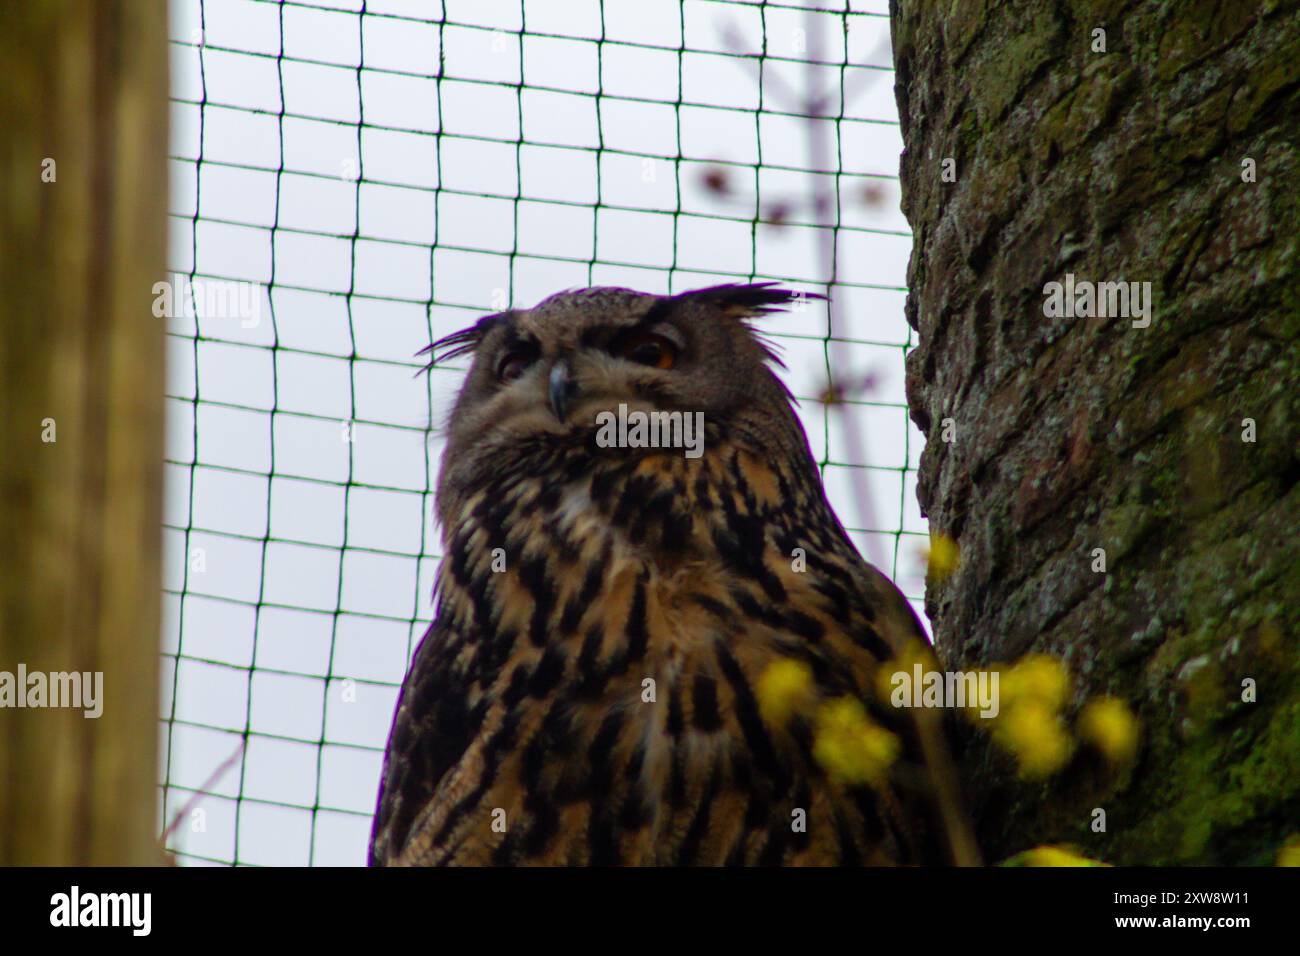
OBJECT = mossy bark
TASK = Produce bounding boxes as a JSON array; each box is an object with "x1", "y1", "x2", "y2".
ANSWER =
[
  {"x1": 0, "y1": 1, "x2": 168, "y2": 864},
  {"x1": 890, "y1": 0, "x2": 1300, "y2": 864}
]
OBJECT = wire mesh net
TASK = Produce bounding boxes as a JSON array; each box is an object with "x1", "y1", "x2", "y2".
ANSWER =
[{"x1": 160, "y1": 0, "x2": 926, "y2": 866}]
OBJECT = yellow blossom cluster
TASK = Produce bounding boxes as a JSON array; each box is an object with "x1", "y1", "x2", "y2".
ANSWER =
[
  {"x1": 1001, "y1": 845, "x2": 1110, "y2": 867},
  {"x1": 756, "y1": 658, "x2": 900, "y2": 789},
  {"x1": 1277, "y1": 835, "x2": 1300, "y2": 867},
  {"x1": 1078, "y1": 696, "x2": 1141, "y2": 764},
  {"x1": 982, "y1": 654, "x2": 1075, "y2": 779},
  {"x1": 812, "y1": 698, "x2": 901, "y2": 788},
  {"x1": 756, "y1": 658, "x2": 815, "y2": 728},
  {"x1": 980, "y1": 654, "x2": 1139, "y2": 779},
  {"x1": 923, "y1": 532, "x2": 960, "y2": 583}
]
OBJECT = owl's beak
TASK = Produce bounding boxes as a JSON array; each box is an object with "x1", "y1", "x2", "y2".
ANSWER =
[{"x1": 548, "y1": 359, "x2": 573, "y2": 421}]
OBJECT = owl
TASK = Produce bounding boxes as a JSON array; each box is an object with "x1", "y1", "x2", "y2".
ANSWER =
[{"x1": 369, "y1": 283, "x2": 966, "y2": 866}]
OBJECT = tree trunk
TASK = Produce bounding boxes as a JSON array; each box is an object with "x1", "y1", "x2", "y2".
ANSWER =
[
  {"x1": 0, "y1": 1, "x2": 168, "y2": 864},
  {"x1": 891, "y1": 0, "x2": 1299, "y2": 865}
]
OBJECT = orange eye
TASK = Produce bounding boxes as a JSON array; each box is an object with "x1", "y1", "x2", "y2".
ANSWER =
[
  {"x1": 620, "y1": 332, "x2": 678, "y2": 370},
  {"x1": 497, "y1": 351, "x2": 534, "y2": 383}
]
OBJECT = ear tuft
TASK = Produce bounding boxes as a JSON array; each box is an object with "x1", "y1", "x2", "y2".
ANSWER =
[
  {"x1": 416, "y1": 311, "x2": 510, "y2": 374},
  {"x1": 675, "y1": 283, "x2": 823, "y2": 370},
  {"x1": 676, "y1": 282, "x2": 824, "y2": 318}
]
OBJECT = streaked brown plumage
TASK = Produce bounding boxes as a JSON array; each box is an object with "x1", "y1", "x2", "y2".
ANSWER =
[{"x1": 370, "y1": 284, "x2": 956, "y2": 866}]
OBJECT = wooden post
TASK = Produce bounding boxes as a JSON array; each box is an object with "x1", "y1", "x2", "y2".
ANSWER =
[{"x1": 0, "y1": 0, "x2": 168, "y2": 865}]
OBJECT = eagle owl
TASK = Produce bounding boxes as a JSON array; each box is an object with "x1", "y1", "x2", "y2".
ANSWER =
[{"x1": 370, "y1": 283, "x2": 962, "y2": 866}]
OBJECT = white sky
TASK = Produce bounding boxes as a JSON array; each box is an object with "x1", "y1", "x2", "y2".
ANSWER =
[{"x1": 160, "y1": 0, "x2": 928, "y2": 866}]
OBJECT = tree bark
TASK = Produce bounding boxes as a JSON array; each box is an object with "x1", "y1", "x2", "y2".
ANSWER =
[
  {"x1": 0, "y1": 1, "x2": 168, "y2": 864},
  {"x1": 891, "y1": 0, "x2": 1299, "y2": 864}
]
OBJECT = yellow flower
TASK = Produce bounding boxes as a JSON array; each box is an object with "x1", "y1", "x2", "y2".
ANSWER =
[
  {"x1": 1002, "y1": 845, "x2": 1109, "y2": 867},
  {"x1": 993, "y1": 699, "x2": 1074, "y2": 779},
  {"x1": 1278, "y1": 835, "x2": 1300, "y2": 867},
  {"x1": 925, "y1": 533, "x2": 960, "y2": 582},
  {"x1": 756, "y1": 659, "x2": 815, "y2": 728},
  {"x1": 1078, "y1": 696, "x2": 1140, "y2": 764},
  {"x1": 812, "y1": 697, "x2": 900, "y2": 788},
  {"x1": 1001, "y1": 653, "x2": 1072, "y2": 712}
]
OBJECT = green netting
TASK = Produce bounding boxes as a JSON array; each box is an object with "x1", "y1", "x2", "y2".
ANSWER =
[{"x1": 161, "y1": 0, "x2": 919, "y2": 866}]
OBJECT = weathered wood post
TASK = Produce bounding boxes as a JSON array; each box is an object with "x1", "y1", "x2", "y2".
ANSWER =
[{"x1": 0, "y1": 0, "x2": 169, "y2": 864}]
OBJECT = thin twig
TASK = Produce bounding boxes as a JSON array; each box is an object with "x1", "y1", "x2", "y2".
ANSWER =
[{"x1": 159, "y1": 740, "x2": 247, "y2": 849}]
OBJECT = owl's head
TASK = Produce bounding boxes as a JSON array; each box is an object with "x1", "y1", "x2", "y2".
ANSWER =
[{"x1": 426, "y1": 283, "x2": 820, "y2": 524}]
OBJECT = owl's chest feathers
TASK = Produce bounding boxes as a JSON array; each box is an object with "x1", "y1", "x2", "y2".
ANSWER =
[
  {"x1": 451, "y1": 472, "x2": 752, "y2": 674},
  {"x1": 444, "y1": 441, "x2": 874, "y2": 682},
  {"x1": 423, "y1": 449, "x2": 902, "y2": 862},
  {"x1": 452, "y1": 450, "x2": 796, "y2": 653},
  {"x1": 441, "y1": 449, "x2": 871, "y2": 763}
]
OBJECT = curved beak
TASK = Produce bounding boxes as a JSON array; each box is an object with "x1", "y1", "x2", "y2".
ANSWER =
[{"x1": 548, "y1": 359, "x2": 573, "y2": 421}]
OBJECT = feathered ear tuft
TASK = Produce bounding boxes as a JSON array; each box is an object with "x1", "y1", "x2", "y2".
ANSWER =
[
  {"x1": 415, "y1": 311, "x2": 510, "y2": 375},
  {"x1": 675, "y1": 283, "x2": 824, "y2": 370},
  {"x1": 676, "y1": 282, "x2": 825, "y2": 317}
]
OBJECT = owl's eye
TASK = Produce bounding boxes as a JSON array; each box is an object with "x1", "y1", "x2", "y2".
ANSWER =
[
  {"x1": 496, "y1": 351, "x2": 535, "y2": 383},
  {"x1": 619, "y1": 332, "x2": 678, "y2": 370}
]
